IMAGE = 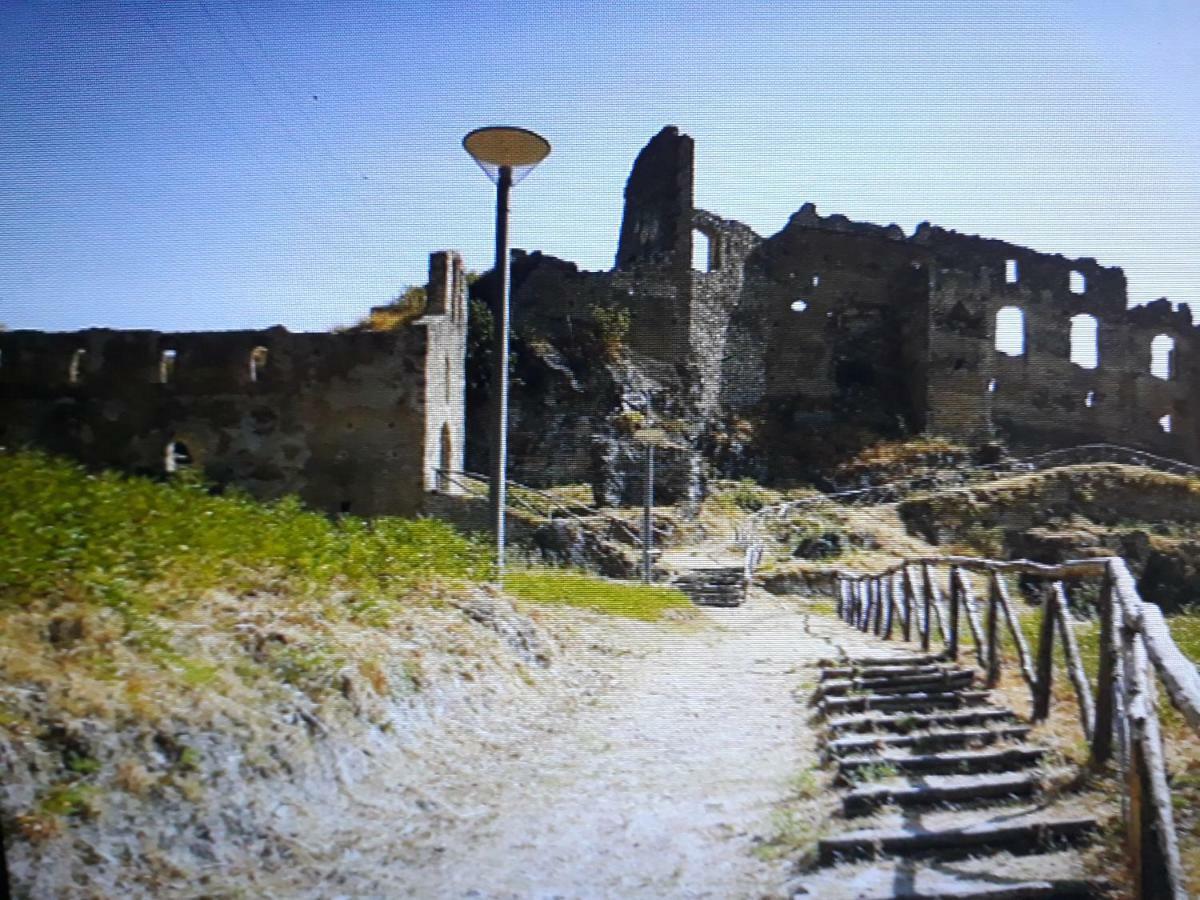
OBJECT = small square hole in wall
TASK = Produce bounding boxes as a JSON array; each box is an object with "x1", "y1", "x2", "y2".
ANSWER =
[
  {"x1": 987, "y1": 378, "x2": 997, "y2": 393},
  {"x1": 1005, "y1": 259, "x2": 1018, "y2": 284},
  {"x1": 1070, "y1": 271, "x2": 1086, "y2": 294},
  {"x1": 790, "y1": 299, "x2": 809, "y2": 313},
  {"x1": 811, "y1": 273, "x2": 820, "y2": 287},
  {"x1": 1084, "y1": 391, "x2": 1095, "y2": 408},
  {"x1": 1159, "y1": 414, "x2": 1172, "y2": 434}
]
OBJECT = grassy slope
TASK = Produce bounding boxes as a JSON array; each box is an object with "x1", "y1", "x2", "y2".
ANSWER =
[{"x1": 0, "y1": 450, "x2": 690, "y2": 850}]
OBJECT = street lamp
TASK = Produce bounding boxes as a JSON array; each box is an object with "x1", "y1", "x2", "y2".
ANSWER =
[{"x1": 463, "y1": 126, "x2": 551, "y2": 581}]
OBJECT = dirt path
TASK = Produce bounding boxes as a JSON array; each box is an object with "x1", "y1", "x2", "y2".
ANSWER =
[{"x1": 374, "y1": 592, "x2": 872, "y2": 899}]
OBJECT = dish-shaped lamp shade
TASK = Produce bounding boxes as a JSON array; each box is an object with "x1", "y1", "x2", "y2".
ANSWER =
[{"x1": 463, "y1": 126, "x2": 551, "y2": 184}]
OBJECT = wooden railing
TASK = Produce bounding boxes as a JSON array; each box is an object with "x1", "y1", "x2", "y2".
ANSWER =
[{"x1": 833, "y1": 555, "x2": 1200, "y2": 900}]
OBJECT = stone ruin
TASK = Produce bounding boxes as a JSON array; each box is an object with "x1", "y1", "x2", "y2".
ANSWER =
[
  {"x1": 2, "y1": 127, "x2": 1194, "y2": 514},
  {"x1": 0, "y1": 251, "x2": 469, "y2": 517},
  {"x1": 474, "y1": 126, "x2": 1196, "y2": 501}
]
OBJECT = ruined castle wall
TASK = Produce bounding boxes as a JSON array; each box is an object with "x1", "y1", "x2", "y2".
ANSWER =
[
  {"x1": 0, "y1": 253, "x2": 469, "y2": 517},
  {"x1": 918, "y1": 226, "x2": 1198, "y2": 460},
  {"x1": 744, "y1": 208, "x2": 929, "y2": 433},
  {"x1": 689, "y1": 209, "x2": 763, "y2": 414}
]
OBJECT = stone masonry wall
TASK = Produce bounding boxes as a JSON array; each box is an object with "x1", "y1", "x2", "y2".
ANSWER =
[{"x1": 0, "y1": 251, "x2": 468, "y2": 518}]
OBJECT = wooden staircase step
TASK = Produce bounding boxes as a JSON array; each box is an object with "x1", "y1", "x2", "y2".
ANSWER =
[
  {"x1": 822, "y1": 653, "x2": 951, "y2": 668},
  {"x1": 817, "y1": 810, "x2": 1097, "y2": 864},
  {"x1": 819, "y1": 670, "x2": 975, "y2": 698},
  {"x1": 822, "y1": 691, "x2": 991, "y2": 715},
  {"x1": 792, "y1": 850, "x2": 1100, "y2": 899},
  {"x1": 842, "y1": 770, "x2": 1042, "y2": 815},
  {"x1": 825, "y1": 707, "x2": 1017, "y2": 735},
  {"x1": 820, "y1": 663, "x2": 956, "y2": 680},
  {"x1": 837, "y1": 746, "x2": 1043, "y2": 781},
  {"x1": 826, "y1": 725, "x2": 1032, "y2": 758}
]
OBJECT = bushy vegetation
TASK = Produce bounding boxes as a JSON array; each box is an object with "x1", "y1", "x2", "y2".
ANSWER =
[{"x1": 0, "y1": 449, "x2": 489, "y2": 617}]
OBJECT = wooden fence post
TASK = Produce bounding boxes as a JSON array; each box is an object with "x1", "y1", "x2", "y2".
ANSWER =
[
  {"x1": 991, "y1": 571, "x2": 1036, "y2": 693},
  {"x1": 902, "y1": 565, "x2": 915, "y2": 643},
  {"x1": 1123, "y1": 625, "x2": 1188, "y2": 899},
  {"x1": 985, "y1": 572, "x2": 1001, "y2": 688},
  {"x1": 920, "y1": 564, "x2": 934, "y2": 652},
  {"x1": 873, "y1": 578, "x2": 884, "y2": 635},
  {"x1": 955, "y1": 570, "x2": 988, "y2": 669},
  {"x1": 1052, "y1": 581, "x2": 1095, "y2": 741},
  {"x1": 882, "y1": 573, "x2": 895, "y2": 640},
  {"x1": 1092, "y1": 567, "x2": 1116, "y2": 765},
  {"x1": 947, "y1": 566, "x2": 961, "y2": 660},
  {"x1": 1033, "y1": 583, "x2": 1056, "y2": 721}
]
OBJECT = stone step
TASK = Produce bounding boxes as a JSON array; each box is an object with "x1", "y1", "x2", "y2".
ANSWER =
[
  {"x1": 826, "y1": 707, "x2": 1017, "y2": 735},
  {"x1": 818, "y1": 670, "x2": 975, "y2": 698},
  {"x1": 842, "y1": 770, "x2": 1042, "y2": 815},
  {"x1": 792, "y1": 850, "x2": 1100, "y2": 899},
  {"x1": 826, "y1": 725, "x2": 1033, "y2": 758},
  {"x1": 822, "y1": 691, "x2": 991, "y2": 716},
  {"x1": 817, "y1": 808, "x2": 1098, "y2": 864},
  {"x1": 837, "y1": 745, "x2": 1043, "y2": 782}
]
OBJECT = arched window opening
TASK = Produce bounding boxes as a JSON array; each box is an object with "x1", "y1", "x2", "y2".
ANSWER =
[
  {"x1": 249, "y1": 346, "x2": 269, "y2": 383},
  {"x1": 1070, "y1": 271, "x2": 1086, "y2": 294},
  {"x1": 1085, "y1": 391, "x2": 1096, "y2": 408},
  {"x1": 995, "y1": 306, "x2": 1025, "y2": 357},
  {"x1": 790, "y1": 299, "x2": 809, "y2": 313},
  {"x1": 1151, "y1": 334, "x2": 1175, "y2": 380},
  {"x1": 1005, "y1": 259, "x2": 1018, "y2": 284},
  {"x1": 1069, "y1": 314, "x2": 1098, "y2": 369},
  {"x1": 1159, "y1": 414, "x2": 1173, "y2": 434},
  {"x1": 159, "y1": 349, "x2": 177, "y2": 384},
  {"x1": 68, "y1": 348, "x2": 86, "y2": 384},
  {"x1": 164, "y1": 440, "x2": 192, "y2": 474},
  {"x1": 692, "y1": 229, "x2": 717, "y2": 272}
]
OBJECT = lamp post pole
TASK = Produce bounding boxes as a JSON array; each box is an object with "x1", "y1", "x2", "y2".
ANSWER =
[
  {"x1": 462, "y1": 126, "x2": 550, "y2": 584},
  {"x1": 491, "y1": 164, "x2": 513, "y2": 577},
  {"x1": 643, "y1": 436, "x2": 654, "y2": 584}
]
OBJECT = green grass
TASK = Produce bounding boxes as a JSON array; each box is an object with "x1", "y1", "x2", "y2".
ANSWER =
[
  {"x1": 0, "y1": 449, "x2": 490, "y2": 618},
  {"x1": 504, "y1": 570, "x2": 692, "y2": 621}
]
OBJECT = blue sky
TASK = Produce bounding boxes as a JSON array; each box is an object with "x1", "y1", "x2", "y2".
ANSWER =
[{"x1": 2, "y1": 0, "x2": 1198, "y2": 333}]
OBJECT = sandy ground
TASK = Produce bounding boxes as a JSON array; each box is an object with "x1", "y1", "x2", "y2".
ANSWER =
[{"x1": 318, "y1": 591, "x2": 875, "y2": 900}]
